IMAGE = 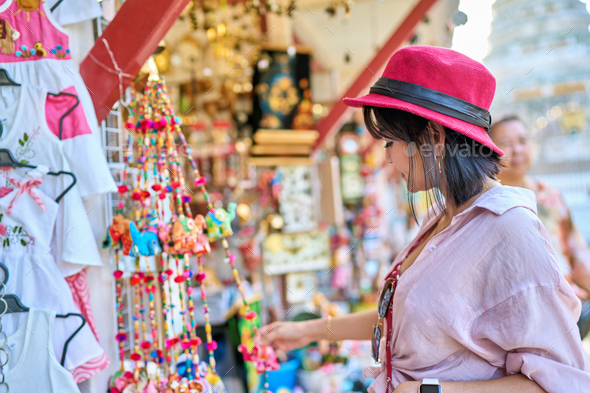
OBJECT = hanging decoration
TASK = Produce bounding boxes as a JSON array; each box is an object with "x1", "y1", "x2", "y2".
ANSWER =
[
  {"x1": 105, "y1": 76, "x2": 278, "y2": 393},
  {"x1": 325, "y1": 0, "x2": 354, "y2": 18}
]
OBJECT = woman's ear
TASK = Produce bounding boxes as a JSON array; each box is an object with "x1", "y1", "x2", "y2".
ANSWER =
[{"x1": 428, "y1": 121, "x2": 446, "y2": 155}]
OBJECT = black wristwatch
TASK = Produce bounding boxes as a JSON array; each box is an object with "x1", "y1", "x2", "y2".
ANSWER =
[{"x1": 419, "y1": 379, "x2": 441, "y2": 393}]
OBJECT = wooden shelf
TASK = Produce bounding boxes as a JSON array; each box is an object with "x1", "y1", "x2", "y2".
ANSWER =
[
  {"x1": 247, "y1": 156, "x2": 313, "y2": 166},
  {"x1": 250, "y1": 144, "x2": 312, "y2": 156},
  {"x1": 253, "y1": 129, "x2": 319, "y2": 146}
]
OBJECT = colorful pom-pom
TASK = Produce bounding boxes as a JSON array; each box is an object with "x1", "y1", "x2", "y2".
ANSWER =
[
  {"x1": 130, "y1": 274, "x2": 142, "y2": 286},
  {"x1": 206, "y1": 341, "x2": 218, "y2": 351},
  {"x1": 165, "y1": 186, "x2": 173, "y2": 193},
  {"x1": 158, "y1": 193, "x2": 166, "y2": 200},
  {"x1": 194, "y1": 177, "x2": 207, "y2": 186},
  {"x1": 117, "y1": 201, "x2": 124, "y2": 209},
  {"x1": 131, "y1": 191, "x2": 142, "y2": 201},
  {"x1": 113, "y1": 270, "x2": 124, "y2": 279},
  {"x1": 171, "y1": 181, "x2": 181, "y2": 188},
  {"x1": 180, "y1": 339, "x2": 191, "y2": 350},
  {"x1": 228, "y1": 254, "x2": 237, "y2": 263},
  {"x1": 191, "y1": 337, "x2": 202, "y2": 347},
  {"x1": 140, "y1": 341, "x2": 152, "y2": 350},
  {"x1": 182, "y1": 195, "x2": 191, "y2": 203},
  {"x1": 152, "y1": 184, "x2": 161, "y2": 191},
  {"x1": 196, "y1": 272, "x2": 206, "y2": 282},
  {"x1": 165, "y1": 337, "x2": 179, "y2": 349},
  {"x1": 130, "y1": 353, "x2": 142, "y2": 361},
  {"x1": 118, "y1": 185, "x2": 129, "y2": 193},
  {"x1": 159, "y1": 118, "x2": 168, "y2": 127},
  {"x1": 115, "y1": 332, "x2": 128, "y2": 342},
  {"x1": 174, "y1": 276, "x2": 185, "y2": 283},
  {"x1": 244, "y1": 311, "x2": 258, "y2": 321}
]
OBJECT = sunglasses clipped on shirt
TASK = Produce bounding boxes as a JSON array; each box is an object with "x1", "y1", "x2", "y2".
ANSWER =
[{"x1": 372, "y1": 275, "x2": 399, "y2": 363}]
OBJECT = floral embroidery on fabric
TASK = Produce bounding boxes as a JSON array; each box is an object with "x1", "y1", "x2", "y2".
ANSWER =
[
  {"x1": 0, "y1": 213, "x2": 35, "y2": 247},
  {"x1": 15, "y1": 127, "x2": 40, "y2": 164},
  {"x1": 14, "y1": 0, "x2": 46, "y2": 22},
  {"x1": 15, "y1": 42, "x2": 46, "y2": 58},
  {"x1": 50, "y1": 44, "x2": 69, "y2": 58},
  {"x1": 0, "y1": 19, "x2": 20, "y2": 55}
]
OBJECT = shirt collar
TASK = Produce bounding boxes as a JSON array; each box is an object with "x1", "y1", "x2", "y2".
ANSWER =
[
  {"x1": 457, "y1": 185, "x2": 537, "y2": 217},
  {"x1": 420, "y1": 185, "x2": 538, "y2": 231}
]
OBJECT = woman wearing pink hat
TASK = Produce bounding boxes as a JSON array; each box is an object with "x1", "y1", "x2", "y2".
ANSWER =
[{"x1": 260, "y1": 46, "x2": 590, "y2": 393}]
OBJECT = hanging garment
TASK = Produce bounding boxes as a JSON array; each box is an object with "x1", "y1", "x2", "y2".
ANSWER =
[
  {"x1": 0, "y1": 84, "x2": 105, "y2": 276},
  {"x1": 47, "y1": 0, "x2": 103, "y2": 27},
  {"x1": 4, "y1": 308, "x2": 82, "y2": 392},
  {"x1": 0, "y1": 0, "x2": 115, "y2": 198},
  {"x1": 0, "y1": 167, "x2": 108, "y2": 380}
]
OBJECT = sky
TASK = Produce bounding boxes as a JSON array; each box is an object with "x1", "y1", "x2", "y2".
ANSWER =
[{"x1": 451, "y1": 0, "x2": 590, "y2": 63}]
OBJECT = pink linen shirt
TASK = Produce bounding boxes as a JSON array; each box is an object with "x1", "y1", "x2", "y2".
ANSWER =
[{"x1": 364, "y1": 186, "x2": 590, "y2": 393}]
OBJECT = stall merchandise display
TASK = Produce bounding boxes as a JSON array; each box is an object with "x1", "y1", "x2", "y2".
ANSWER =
[{"x1": 105, "y1": 77, "x2": 278, "y2": 393}]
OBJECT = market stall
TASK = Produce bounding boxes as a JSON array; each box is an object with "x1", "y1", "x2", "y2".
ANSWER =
[{"x1": 0, "y1": 0, "x2": 467, "y2": 392}]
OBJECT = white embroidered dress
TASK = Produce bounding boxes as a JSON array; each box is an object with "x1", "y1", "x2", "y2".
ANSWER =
[{"x1": 0, "y1": 167, "x2": 104, "y2": 372}]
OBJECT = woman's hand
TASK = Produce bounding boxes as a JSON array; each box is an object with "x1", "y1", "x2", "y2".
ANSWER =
[{"x1": 258, "y1": 320, "x2": 315, "y2": 352}]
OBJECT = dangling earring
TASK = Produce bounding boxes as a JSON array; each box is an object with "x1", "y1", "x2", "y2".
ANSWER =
[{"x1": 437, "y1": 154, "x2": 443, "y2": 175}]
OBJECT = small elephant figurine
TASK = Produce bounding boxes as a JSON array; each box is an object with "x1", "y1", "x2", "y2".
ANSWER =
[
  {"x1": 192, "y1": 214, "x2": 211, "y2": 256},
  {"x1": 157, "y1": 220, "x2": 172, "y2": 254},
  {"x1": 129, "y1": 221, "x2": 162, "y2": 256},
  {"x1": 106, "y1": 214, "x2": 133, "y2": 255},
  {"x1": 171, "y1": 216, "x2": 192, "y2": 255},
  {"x1": 205, "y1": 202, "x2": 237, "y2": 242}
]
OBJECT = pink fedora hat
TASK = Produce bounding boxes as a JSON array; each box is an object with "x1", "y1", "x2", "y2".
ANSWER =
[{"x1": 343, "y1": 45, "x2": 504, "y2": 156}]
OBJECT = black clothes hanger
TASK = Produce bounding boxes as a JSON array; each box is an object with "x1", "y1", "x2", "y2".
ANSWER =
[
  {"x1": 0, "y1": 263, "x2": 86, "y2": 367},
  {"x1": 0, "y1": 148, "x2": 76, "y2": 203},
  {"x1": 0, "y1": 68, "x2": 81, "y2": 140},
  {"x1": 51, "y1": 0, "x2": 64, "y2": 12}
]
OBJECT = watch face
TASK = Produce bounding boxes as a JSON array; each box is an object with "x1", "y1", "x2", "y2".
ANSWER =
[{"x1": 420, "y1": 385, "x2": 442, "y2": 393}]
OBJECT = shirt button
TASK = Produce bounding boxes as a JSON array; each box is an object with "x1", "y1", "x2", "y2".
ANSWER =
[{"x1": 429, "y1": 245, "x2": 436, "y2": 252}]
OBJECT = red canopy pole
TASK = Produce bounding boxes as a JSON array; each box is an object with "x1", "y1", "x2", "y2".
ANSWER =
[
  {"x1": 313, "y1": 0, "x2": 439, "y2": 153},
  {"x1": 80, "y1": 0, "x2": 191, "y2": 123}
]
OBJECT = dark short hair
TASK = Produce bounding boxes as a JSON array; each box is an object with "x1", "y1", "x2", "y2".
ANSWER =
[
  {"x1": 489, "y1": 115, "x2": 527, "y2": 137},
  {"x1": 363, "y1": 106, "x2": 502, "y2": 222}
]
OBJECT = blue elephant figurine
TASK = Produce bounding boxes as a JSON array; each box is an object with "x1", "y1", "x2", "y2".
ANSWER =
[{"x1": 129, "y1": 221, "x2": 162, "y2": 256}]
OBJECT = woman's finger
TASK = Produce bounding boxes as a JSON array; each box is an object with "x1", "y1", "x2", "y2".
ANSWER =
[{"x1": 258, "y1": 323, "x2": 279, "y2": 345}]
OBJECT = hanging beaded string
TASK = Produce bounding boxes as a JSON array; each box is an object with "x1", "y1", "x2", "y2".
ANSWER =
[
  {"x1": 196, "y1": 255, "x2": 217, "y2": 371},
  {"x1": 114, "y1": 253, "x2": 126, "y2": 373},
  {"x1": 154, "y1": 80, "x2": 277, "y2": 391},
  {"x1": 131, "y1": 252, "x2": 143, "y2": 370},
  {"x1": 154, "y1": 81, "x2": 221, "y2": 375}
]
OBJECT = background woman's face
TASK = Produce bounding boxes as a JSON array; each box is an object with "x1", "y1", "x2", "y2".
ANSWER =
[{"x1": 490, "y1": 120, "x2": 532, "y2": 179}]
